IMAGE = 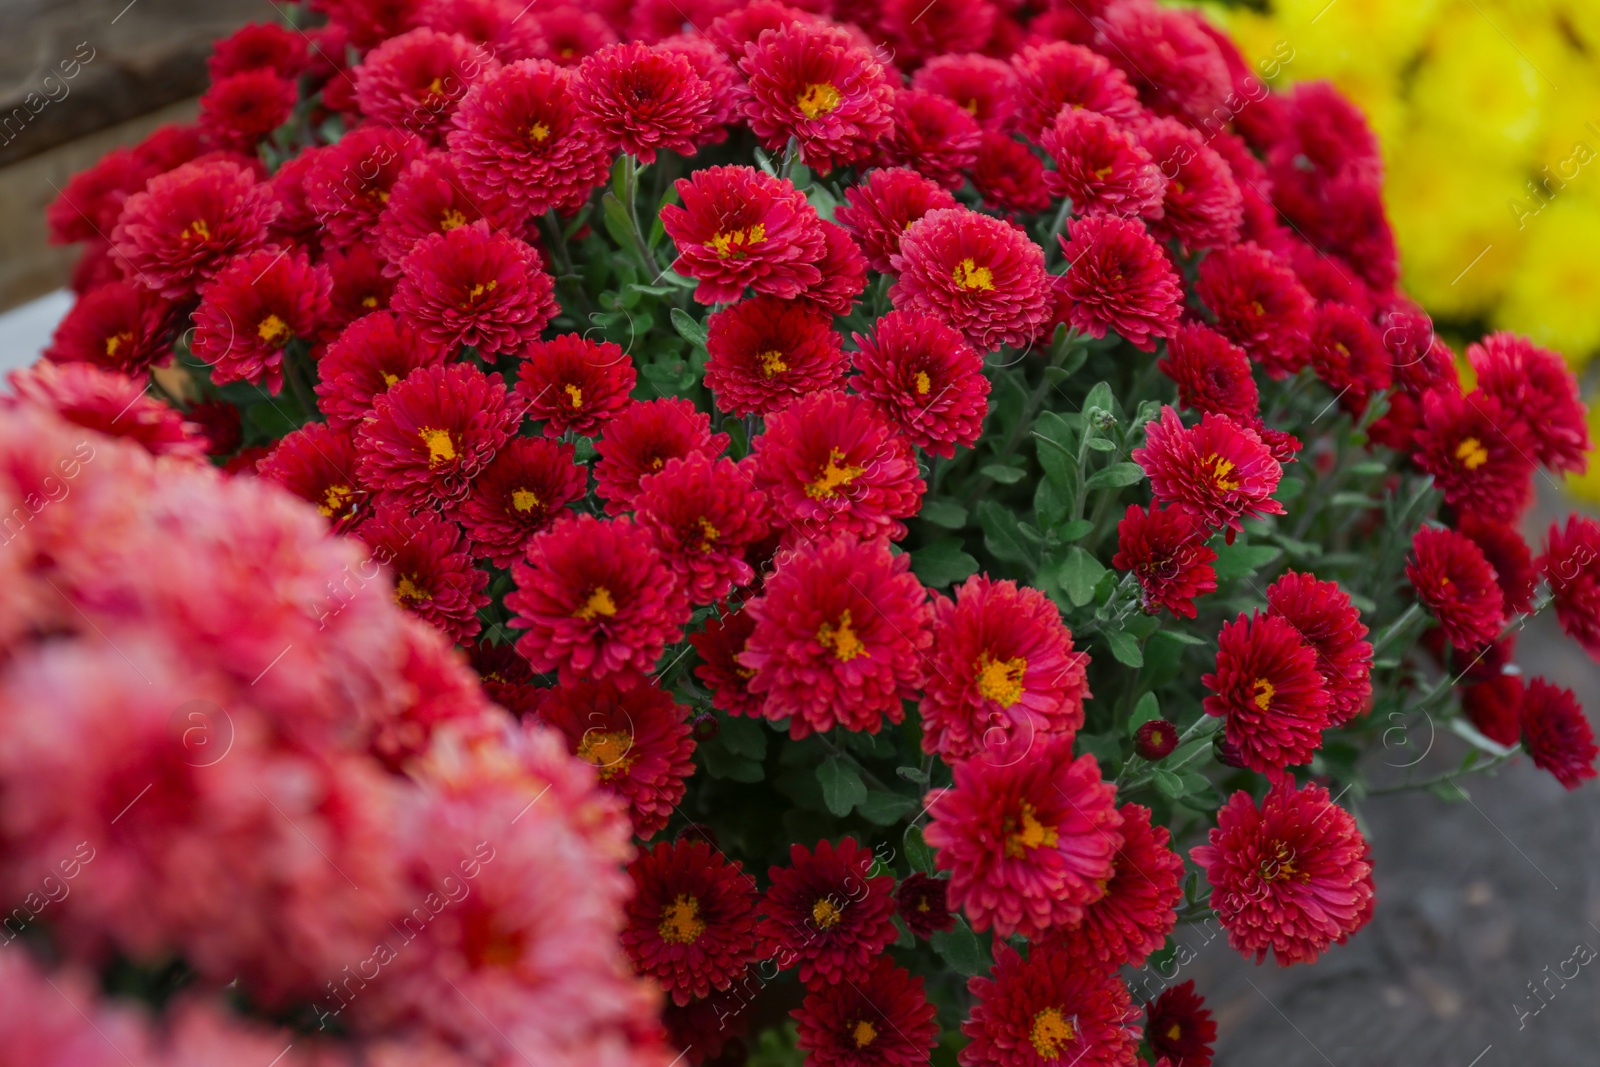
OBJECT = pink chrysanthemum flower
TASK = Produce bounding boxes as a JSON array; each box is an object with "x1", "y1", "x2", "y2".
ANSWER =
[
  {"x1": 890, "y1": 207, "x2": 1052, "y2": 352},
  {"x1": 1407, "y1": 525, "x2": 1508, "y2": 653},
  {"x1": 356, "y1": 361, "x2": 518, "y2": 508},
  {"x1": 1520, "y1": 678, "x2": 1598, "y2": 790},
  {"x1": 1060, "y1": 802, "x2": 1184, "y2": 969},
  {"x1": 835, "y1": 166, "x2": 958, "y2": 275},
  {"x1": 1266, "y1": 571, "x2": 1373, "y2": 726},
  {"x1": 574, "y1": 41, "x2": 715, "y2": 162},
  {"x1": 879, "y1": 89, "x2": 982, "y2": 192},
  {"x1": 740, "y1": 535, "x2": 932, "y2": 738},
  {"x1": 690, "y1": 607, "x2": 763, "y2": 718},
  {"x1": 447, "y1": 58, "x2": 613, "y2": 216},
  {"x1": 391, "y1": 220, "x2": 558, "y2": 355},
  {"x1": 1113, "y1": 502, "x2": 1219, "y2": 619},
  {"x1": 924, "y1": 735, "x2": 1124, "y2": 939},
  {"x1": 1411, "y1": 387, "x2": 1536, "y2": 526},
  {"x1": 850, "y1": 310, "x2": 988, "y2": 459},
  {"x1": 972, "y1": 130, "x2": 1053, "y2": 215},
  {"x1": 372, "y1": 153, "x2": 520, "y2": 272},
  {"x1": 961, "y1": 940, "x2": 1142, "y2": 1067},
  {"x1": 7, "y1": 362, "x2": 205, "y2": 461},
  {"x1": 314, "y1": 311, "x2": 447, "y2": 431},
  {"x1": 799, "y1": 219, "x2": 868, "y2": 317},
  {"x1": 537, "y1": 678, "x2": 695, "y2": 837},
  {"x1": 739, "y1": 22, "x2": 896, "y2": 174},
  {"x1": 517, "y1": 333, "x2": 638, "y2": 438},
  {"x1": 1467, "y1": 332, "x2": 1591, "y2": 475},
  {"x1": 1541, "y1": 515, "x2": 1600, "y2": 659},
  {"x1": 508, "y1": 512, "x2": 691, "y2": 685},
  {"x1": 911, "y1": 53, "x2": 1018, "y2": 132},
  {"x1": 1011, "y1": 40, "x2": 1143, "y2": 141},
  {"x1": 1158, "y1": 322, "x2": 1259, "y2": 421},
  {"x1": 44, "y1": 279, "x2": 173, "y2": 376},
  {"x1": 594, "y1": 397, "x2": 730, "y2": 515},
  {"x1": 303, "y1": 126, "x2": 429, "y2": 250},
  {"x1": 793, "y1": 956, "x2": 939, "y2": 1067},
  {"x1": 110, "y1": 159, "x2": 277, "y2": 298},
  {"x1": 1133, "y1": 406, "x2": 1285, "y2": 535},
  {"x1": 191, "y1": 247, "x2": 331, "y2": 391},
  {"x1": 635, "y1": 453, "x2": 771, "y2": 606},
  {"x1": 198, "y1": 70, "x2": 298, "y2": 153},
  {"x1": 919, "y1": 575, "x2": 1090, "y2": 762},
  {"x1": 705, "y1": 295, "x2": 844, "y2": 417},
  {"x1": 453, "y1": 437, "x2": 587, "y2": 568},
  {"x1": 1055, "y1": 213, "x2": 1183, "y2": 351},
  {"x1": 355, "y1": 28, "x2": 497, "y2": 143},
  {"x1": 1041, "y1": 107, "x2": 1165, "y2": 218},
  {"x1": 661, "y1": 165, "x2": 827, "y2": 305},
  {"x1": 1194, "y1": 242, "x2": 1316, "y2": 379},
  {"x1": 255, "y1": 421, "x2": 367, "y2": 527},
  {"x1": 756, "y1": 837, "x2": 898, "y2": 987},
  {"x1": 360, "y1": 501, "x2": 490, "y2": 644},
  {"x1": 1137, "y1": 115, "x2": 1244, "y2": 251},
  {"x1": 749, "y1": 389, "x2": 925, "y2": 544},
  {"x1": 1203, "y1": 611, "x2": 1331, "y2": 774},
  {"x1": 1191, "y1": 779, "x2": 1374, "y2": 966},
  {"x1": 623, "y1": 838, "x2": 760, "y2": 1006}
]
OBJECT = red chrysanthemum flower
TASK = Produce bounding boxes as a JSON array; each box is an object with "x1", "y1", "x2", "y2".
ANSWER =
[
  {"x1": 537, "y1": 677, "x2": 696, "y2": 837},
  {"x1": 792, "y1": 956, "x2": 938, "y2": 1067},
  {"x1": 879, "y1": 89, "x2": 982, "y2": 192},
  {"x1": 256, "y1": 421, "x2": 367, "y2": 528},
  {"x1": 574, "y1": 41, "x2": 714, "y2": 162},
  {"x1": 208, "y1": 21, "x2": 309, "y2": 80},
  {"x1": 919, "y1": 575, "x2": 1089, "y2": 762},
  {"x1": 705, "y1": 0, "x2": 829, "y2": 57},
  {"x1": 1134, "y1": 406, "x2": 1285, "y2": 535},
  {"x1": 1467, "y1": 332, "x2": 1591, "y2": 475},
  {"x1": 657, "y1": 34, "x2": 745, "y2": 144},
  {"x1": 1010, "y1": 40, "x2": 1143, "y2": 142},
  {"x1": 635, "y1": 453, "x2": 771, "y2": 606},
  {"x1": 1308, "y1": 300, "x2": 1392, "y2": 409},
  {"x1": 1540, "y1": 515, "x2": 1600, "y2": 659},
  {"x1": 690, "y1": 607, "x2": 762, "y2": 717},
  {"x1": 1113, "y1": 503, "x2": 1219, "y2": 619},
  {"x1": 1194, "y1": 242, "x2": 1315, "y2": 379},
  {"x1": 1095, "y1": 0, "x2": 1230, "y2": 125},
  {"x1": 756, "y1": 837, "x2": 898, "y2": 987},
  {"x1": 1461, "y1": 673, "x2": 1523, "y2": 748},
  {"x1": 528, "y1": 4, "x2": 619, "y2": 65},
  {"x1": 1191, "y1": 778, "x2": 1374, "y2": 966},
  {"x1": 314, "y1": 311, "x2": 447, "y2": 430},
  {"x1": 265, "y1": 149, "x2": 327, "y2": 250},
  {"x1": 466, "y1": 638, "x2": 541, "y2": 717},
  {"x1": 850, "y1": 310, "x2": 989, "y2": 459},
  {"x1": 1407, "y1": 525, "x2": 1507, "y2": 653},
  {"x1": 359, "y1": 500, "x2": 491, "y2": 644},
  {"x1": 110, "y1": 159, "x2": 277, "y2": 298},
  {"x1": 1158, "y1": 322, "x2": 1259, "y2": 420},
  {"x1": 1138, "y1": 115, "x2": 1244, "y2": 251},
  {"x1": 1054, "y1": 213, "x2": 1183, "y2": 351},
  {"x1": 391, "y1": 220, "x2": 557, "y2": 355},
  {"x1": 749, "y1": 389, "x2": 925, "y2": 544},
  {"x1": 355, "y1": 28, "x2": 496, "y2": 143},
  {"x1": 44, "y1": 279, "x2": 172, "y2": 375},
  {"x1": 1203, "y1": 611, "x2": 1331, "y2": 773},
  {"x1": 835, "y1": 166, "x2": 959, "y2": 275},
  {"x1": 740, "y1": 535, "x2": 932, "y2": 737},
  {"x1": 739, "y1": 22, "x2": 896, "y2": 174},
  {"x1": 704, "y1": 295, "x2": 844, "y2": 417},
  {"x1": 972, "y1": 130, "x2": 1053, "y2": 215},
  {"x1": 324, "y1": 239, "x2": 398, "y2": 327},
  {"x1": 1041, "y1": 108, "x2": 1165, "y2": 218},
  {"x1": 47, "y1": 146, "x2": 151, "y2": 246},
  {"x1": 960, "y1": 940, "x2": 1142, "y2": 1067},
  {"x1": 191, "y1": 247, "x2": 331, "y2": 391},
  {"x1": 661, "y1": 165, "x2": 827, "y2": 305},
  {"x1": 1520, "y1": 678, "x2": 1598, "y2": 791},
  {"x1": 924, "y1": 736, "x2": 1123, "y2": 939},
  {"x1": 185, "y1": 399, "x2": 242, "y2": 457},
  {"x1": 447, "y1": 58, "x2": 613, "y2": 217},
  {"x1": 1266, "y1": 571, "x2": 1373, "y2": 727},
  {"x1": 1061, "y1": 802, "x2": 1183, "y2": 969},
  {"x1": 623, "y1": 838, "x2": 760, "y2": 1006},
  {"x1": 890, "y1": 207, "x2": 1052, "y2": 352},
  {"x1": 416, "y1": 0, "x2": 543, "y2": 61},
  {"x1": 594, "y1": 397, "x2": 730, "y2": 515},
  {"x1": 1457, "y1": 514, "x2": 1537, "y2": 617},
  {"x1": 1146, "y1": 981, "x2": 1216, "y2": 1067},
  {"x1": 879, "y1": 0, "x2": 997, "y2": 69},
  {"x1": 911, "y1": 53, "x2": 1017, "y2": 132},
  {"x1": 1413, "y1": 387, "x2": 1537, "y2": 526},
  {"x1": 664, "y1": 987, "x2": 752, "y2": 1067},
  {"x1": 356, "y1": 361, "x2": 518, "y2": 508},
  {"x1": 517, "y1": 333, "x2": 638, "y2": 438},
  {"x1": 373, "y1": 153, "x2": 519, "y2": 272},
  {"x1": 6, "y1": 362, "x2": 205, "y2": 461},
  {"x1": 304, "y1": 126, "x2": 429, "y2": 250},
  {"x1": 800, "y1": 219, "x2": 869, "y2": 317},
  {"x1": 319, "y1": 0, "x2": 422, "y2": 49},
  {"x1": 454, "y1": 437, "x2": 588, "y2": 567},
  {"x1": 508, "y1": 512, "x2": 692, "y2": 684},
  {"x1": 198, "y1": 70, "x2": 298, "y2": 153},
  {"x1": 894, "y1": 873, "x2": 956, "y2": 939}
]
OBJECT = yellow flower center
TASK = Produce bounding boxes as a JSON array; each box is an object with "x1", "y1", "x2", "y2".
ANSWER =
[
  {"x1": 395, "y1": 574, "x2": 431, "y2": 604},
  {"x1": 527, "y1": 121, "x2": 550, "y2": 143},
  {"x1": 419, "y1": 427, "x2": 458, "y2": 466},
  {"x1": 853, "y1": 1020, "x2": 878, "y2": 1048},
  {"x1": 564, "y1": 383, "x2": 584, "y2": 408},
  {"x1": 577, "y1": 728, "x2": 634, "y2": 780},
  {"x1": 806, "y1": 448, "x2": 865, "y2": 500},
  {"x1": 657, "y1": 894, "x2": 706, "y2": 945},
  {"x1": 953, "y1": 258, "x2": 995, "y2": 291},
  {"x1": 759, "y1": 349, "x2": 790, "y2": 377},
  {"x1": 1259, "y1": 839, "x2": 1301, "y2": 883},
  {"x1": 320, "y1": 483, "x2": 356, "y2": 518},
  {"x1": 105, "y1": 332, "x2": 131, "y2": 357},
  {"x1": 696, "y1": 516, "x2": 720, "y2": 551},
  {"x1": 1252, "y1": 677, "x2": 1275, "y2": 712},
  {"x1": 797, "y1": 82, "x2": 842, "y2": 118},
  {"x1": 707, "y1": 223, "x2": 766, "y2": 259},
  {"x1": 574, "y1": 586, "x2": 618, "y2": 621},
  {"x1": 1004, "y1": 801, "x2": 1058, "y2": 859},
  {"x1": 1167, "y1": 1023, "x2": 1182, "y2": 1042},
  {"x1": 1455, "y1": 436, "x2": 1489, "y2": 470},
  {"x1": 816, "y1": 609, "x2": 867, "y2": 662},
  {"x1": 812, "y1": 897, "x2": 843, "y2": 928},
  {"x1": 510, "y1": 487, "x2": 541, "y2": 513},
  {"x1": 1030, "y1": 1007, "x2": 1076, "y2": 1059},
  {"x1": 257, "y1": 313, "x2": 291, "y2": 348},
  {"x1": 975, "y1": 653, "x2": 1027, "y2": 708},
  {"x1": 361, "y1": 295, "x2": 380, "y2": 309},
  {"x1": 914, "y1": 370, "x2": 931, "y2": 395},
  {"x1": 465, "y1": 278, "x2": 499, "y2": 305},
  {"x1": 1206, "y1": 453, "x2": 1239, "y2": 491},
  {"x1": 439, "y1": 208, "x2": 468, "y2": 231},
  {"x1": 181, "y1": 218, "x2": 211, "y2": 241}
]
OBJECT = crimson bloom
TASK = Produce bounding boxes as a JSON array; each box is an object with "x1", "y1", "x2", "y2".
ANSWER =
[
  {"x1": 961, "y1": 940, "x2": 1142, "y2": 1067},
  {"x1": 1412, "y1": 388, "x2": 1536, "y2": 526},
  {"x1": 517, "y1": 333, "x2": 638, "y2": 438},
  {"x1": 1191, "y1": 779, "x2": 1374, "y2": 966},
  {"x1": 800, "y1": 220, "x2": 868, "y2": 317},
  {"x1": 1461, "y1": 673, "x2": 1523, "y2": 748},
  {"x1": 1194, "y1": 242, "x2": 1315, "y2": 379},
  {"x1": 391, "y1": 220, "x2": 558, "y2": 355},
  {"x1": 198, "y1": 70, "x2": 298, "y2": 152},
  {"x1": 1062, "y1": 802, "x2": 1184, "y2": 969},
  {"x1": 1458, "y1": 514, "x2": 1537, "y2": 618},
  {"x1": 1041, "y1": 108, "x2": 1164, "y2": 219},
  {"x1": 355, "y1": 28, "x2": 495, "y2": 143},
  {"x1": 574, "y1": 41, "x2": 714, "y2": 162},
  {"x1": 972, "y1": 130, "x2": 1053, "y2": 215},
  {"x1": 1095, "y1": 0, "x2": 1230, "y2": 125},
  {"x1": 1158, "y1": 322, "x2": 1258, "y2": 420},
  {"x1": 1146, "y1": 981, "x2": 1216, "y2": 1067},
  {"x1": 690, "y1": 608, "x2": 762, "y2": 718},
  {"x1": 191, "y1": 247, "x2": 331, "y2": 391},
  {"x1": 1542, "y1": 516, "x2": 1600, "y2": 659},
  {"x1": 850, "y1": 310, "x2": 989, "y2": 459},
  {"x1": 110, "y1": 159, "x2": 277, "y2": 298},
  {"x1": 623, "y1": 838, "x2": 760, "y2": 1006},
  {"x1": 1055, "y1": 213, "x2": 1184, "y2": 352},
  {"x1": 1113, "y1": 503, "x2": 1218, "y2": 619},
  {"x1": 359, "y1": 500, "x2": 490, "y2": 644},
  {"x1": 303, "y1": 126, "x2": 428, "y2": 249},
  {"x1": 1467, "y1": 332, "x2": 1591, "y2": 475},
  {"x1": 1407, "y1": 525, "x2": 1507, "y2": 653},
  {"x1": 1133, "y1": 406, "x2": 1285, "y2": 535},
  {"x1": 635, "y1": 453, "x2": 771, "y2": 606},
  {"x1": 757, "y1": 837, "x2": 897, "y2": 988},
  {"x1": 704, "y1": 295, "x2": 844, "y2": 417},
  {"x1": 372, "y1": 153, "x2": 520, "y2": 271},
  {"x1": 1266, "y1": 571, "x2": 1373, "y2": 727},
  {"x1": 314, "y1": 311, "x2": 447, "y2": 431},
  {"x1": 454, "y1": 437, "x2": 588, "y2": 568},
  {"x1": 208, "y1": 21, "x2": 308, "y2": 80},
  {"x1": 894, "y1": 873, "x2": 955, "y2": 939},
  {"x1": 740, "y1": 535, "x2": 932, "y2": 738},
  {"x1": 7, "y1": 362, "x2": 204, "y2": 461},
  {"x1": 594, "y1": 397, "x2": 730, "y2": 515},
  {"x1": 44, "y1": 280, "x2": 172, "y2": 375},
  {"x1": 1308, "y1": 300, "x2": 1392, "y2": 409},
  {"x1": 879, "y1": 89, "x2": 982, "y2": 192},
  {"x1": 255, "y1": 421, "x2": 367, "y2": 527},
  {"x1": 924, "y1": 735, "x2": 1123, "y2": 939},
  {"x1": 508, "y1": 512, "x2": 691, "y2": 685},
  {"x1": 1203, "y1": 611, "x2": 1331, "y2": 774},
  {"x1": 537, "y1": 678, "x2": 696, "y2": 837},
  {"x1": 1138, "y1": 115, "x2": 1244, "y2": 251},
  {"x1": 1520, "y1": 679, "x2": 1598, "y2": 791},
  {"x1": 911, "y1": 53, "x2": 1018, "y2": 132},
  {"x1": 835, "y1": 167, "x2": 958, "y2": 275},
  {"x1": 1010, "y1": 40, "x2": 1142, "y2": 141},
  {"x1": 661, "y1": 165, "x2": 826, "y2": 305},
  {"x1": 792, "y1": 956, "x2": 938, "y2": 1067},
  {"x1": 891, "y1": 207, "x2": 1052, "y2": 352},
  {"x1": 357, "y1": 362, "x2": 517, "y2": 509}
]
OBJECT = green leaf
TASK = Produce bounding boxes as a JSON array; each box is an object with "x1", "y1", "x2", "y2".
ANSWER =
[
  {"x1": 1057, "y1": 547, "x2": 1106, "y2": 608},
  {"x1": 719, "y1": 716, "x2": 768, "y2": 760},
  {"x1": 1033, "y1": 414, "x2": 1077, "y2": 490},
  {"x1": 903, "y1": 824, "x2": 936, "y2": 873},
  {"x1": 1276, "y1": 475, "x2": 1306, "y2": 501},
  {"x1": 980, "y1": 463, "x2": 1028, "y2": 484},
  {"x1": 858, "y1": 791, "x2": 918, "y2": 826},
  {"x1": 1347, "y1": 461, "x2": 1388, "y2": 476},
  {"x1": 1086, "y1": 437, "x2": 1119, "y2": 452},
  {"x1": 1081, "y1": 380, "x2": 1115, "y2": 420},
  {"x1": 1085, "y1": 462, "x2": 1144, "y2": 490},
  {"x1": 930, "y1": 921, "x2": 985, "y2": 976},
  {"x1": 1211, "y1": 541, "x2": 1283, "y2": 582},
  {"x1": 977, "y1": 500, "x2": 1035, "y2": 566},
  {"x1": 627, "y1": 283, "x2": 676, "y2": 296},
  {"x1": 700, "y1": 746, "x2": 765, "y2": 782},
  {"x1": 1152, "y1": 769, "x2": 1185, "y2": 798},
  {"x1": 1104, "y1": 626, "x2": 1144, "y2": 667},
  {"x1": 1129, "y1": 693, "x2": 1161, "y2": 734},
  {"x1": 910, "y1": 537, "x2": 980, "y2": 588},
  {"x1": 818, "y1": 756, "x2": 868, "y2": 817},
  {"x1": 670, "y1": 307, "x2": 708, "y2": 347},
  {"x1": 600, "y1": 192, "x2": 634, "y2": 250},
  {"x1": 1054, "y1": 518, "x2": 1094, "y2": 542},
  {"x1": 919, "y1": 499, "x2": 968, "y2": 529},
  {"x1": 1330, "y1": 491, "x2": 1381, "y2": 509}
]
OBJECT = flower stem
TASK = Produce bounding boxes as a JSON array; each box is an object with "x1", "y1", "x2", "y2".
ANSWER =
[{"x1": 620, "y1": 154, "x2": 662, "y2": 280}]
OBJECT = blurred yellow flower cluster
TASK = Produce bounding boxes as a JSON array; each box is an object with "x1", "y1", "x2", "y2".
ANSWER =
[{"x1": 1212, "y1": 0, "x2": 1600, "y2": 502}]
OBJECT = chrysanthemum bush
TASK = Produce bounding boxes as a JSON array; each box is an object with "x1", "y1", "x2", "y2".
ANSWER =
[{"x1": 26, "y1": 0, "x2": 1600, "y2": 1064}]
